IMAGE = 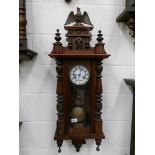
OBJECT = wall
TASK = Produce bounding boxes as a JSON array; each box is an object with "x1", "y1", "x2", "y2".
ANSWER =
[{"x1": 19, "y1": 0, "x2": 135, "y2": 155}]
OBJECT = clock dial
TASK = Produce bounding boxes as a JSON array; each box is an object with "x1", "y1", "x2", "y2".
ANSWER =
[{"x1": 70, "y1": 65, "x2": 90, "y2": 85}]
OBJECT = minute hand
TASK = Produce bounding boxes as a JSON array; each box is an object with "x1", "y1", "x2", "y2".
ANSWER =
[{"x1": 78, "y1": 69, "x2": 82, "y2": 80}]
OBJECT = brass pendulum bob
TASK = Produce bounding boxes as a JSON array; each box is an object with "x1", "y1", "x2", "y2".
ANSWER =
[{"x1": 71, "y1": 94, "x2": 86, "y2": 127}]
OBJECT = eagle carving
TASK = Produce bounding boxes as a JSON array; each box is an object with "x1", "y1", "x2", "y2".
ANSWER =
[{"x1": 64, "y1": 7, "x2": 93, "y2": 26}]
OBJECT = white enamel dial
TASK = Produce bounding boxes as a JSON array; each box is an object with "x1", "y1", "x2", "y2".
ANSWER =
[{"x1": 70, "y1": 65, "x2": 90, "y2": 85}]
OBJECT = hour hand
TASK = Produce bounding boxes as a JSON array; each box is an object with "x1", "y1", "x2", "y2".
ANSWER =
[{"x1": 83, "y1": 76, "x2": 87, "y2": 80}]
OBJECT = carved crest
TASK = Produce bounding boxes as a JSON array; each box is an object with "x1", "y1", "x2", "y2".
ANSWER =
[
  {"x1": 64, "y1": 7, "x2": 93, "y2": 26},
  {"x1": 64, "y1": 8, "x2": 94, "y2": 50}
]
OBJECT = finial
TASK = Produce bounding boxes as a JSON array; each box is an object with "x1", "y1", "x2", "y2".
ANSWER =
[
  {"x1": 58, "y1": 147, "x2": 61, "y2": 153},
  {"x1": 95, "y1": 139, "x2": 101, "y2": 152},
  {"x1": 96, "y1": 30, "x2": 104, "y2": 43},
  {"x1": 55, "y1": 29, "x2": 61, "y2": 43},
  {"x1": 96, "y1": 145, "x2": 100, "y2": 151}
]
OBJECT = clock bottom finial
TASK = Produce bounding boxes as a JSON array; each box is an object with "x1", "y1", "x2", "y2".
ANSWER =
[
  {"x1": 72, "y1": 139, "x2": 85, "y2": 152},
  {"x1": 74, "y1": 144, "x2": 82, "y2": 152},
  {"x1": 57, "y1": 140, "x2": 63, "y2": 153},
  {"x1": 95, "y1": 139, "x2": 102, "y2": 151}
]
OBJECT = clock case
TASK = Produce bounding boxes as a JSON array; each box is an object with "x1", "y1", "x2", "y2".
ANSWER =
[{"x1": 49, "y1": 8, "x2": 110, "y2": 152}]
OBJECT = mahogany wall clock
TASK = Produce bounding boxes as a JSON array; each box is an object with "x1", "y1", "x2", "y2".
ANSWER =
[{"x1": 49, "y1": 7, "x2": 110, "y2": 153}]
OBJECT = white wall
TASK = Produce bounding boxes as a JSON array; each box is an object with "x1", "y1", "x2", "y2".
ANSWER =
[{"x1": 19, "y1": 0, "x2": 135, "y2": 155}]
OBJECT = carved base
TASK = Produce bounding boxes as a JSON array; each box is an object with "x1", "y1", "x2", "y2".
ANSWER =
[{"x1": 55, "y1": 134, "x2": 104, "y2": 152}]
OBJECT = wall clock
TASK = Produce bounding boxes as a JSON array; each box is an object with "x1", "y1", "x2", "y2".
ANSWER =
[{"x1": 49, "y1": 7, "x2": 110, "y2": 153}]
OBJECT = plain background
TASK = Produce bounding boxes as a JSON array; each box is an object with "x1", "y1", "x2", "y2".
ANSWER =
[{"x1": 0, "y1": 0, "x2": 155, "y2": 155}]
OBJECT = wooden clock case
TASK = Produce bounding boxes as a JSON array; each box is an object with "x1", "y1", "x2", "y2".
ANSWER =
[{"x1": 49, "y1": 8, "x2": 110, "y2": 152}]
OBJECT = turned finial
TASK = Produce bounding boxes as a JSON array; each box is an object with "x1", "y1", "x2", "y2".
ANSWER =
[
  {"x1": 97, "y1": 30, "x2": 104, "y2": 43},
  {"x1": 55, "y1": 29, "x2": 61, "y2": 43}
]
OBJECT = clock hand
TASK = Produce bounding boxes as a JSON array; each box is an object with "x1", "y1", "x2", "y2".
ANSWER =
[
  {"x1": 83, "y1": 76, "x2": 87, "y2": 80},
  {"x1": 78, "y1": 69, "x2": 82, "y2": 80},
  {"x1": 78, "y1": 73, "x2": 80, "y2": 80},
  {"x1": 72, "y1": 73, "x2": 76, "y2": 78}
]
